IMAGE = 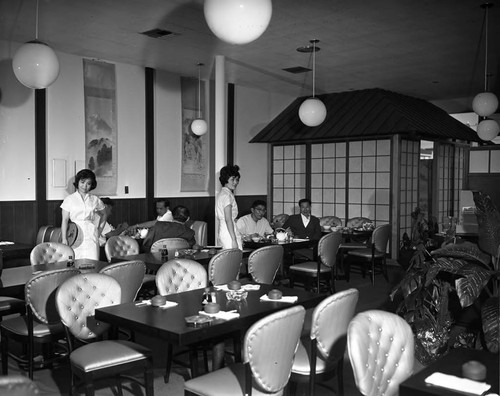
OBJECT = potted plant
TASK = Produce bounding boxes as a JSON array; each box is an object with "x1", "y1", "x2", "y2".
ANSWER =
[{"x1": 391, "y1": 192, "x2": 499, "y2": 365}]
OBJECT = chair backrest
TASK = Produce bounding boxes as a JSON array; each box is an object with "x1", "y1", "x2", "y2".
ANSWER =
[
  {"x1": 0, "y1": 375, "x2": 39, "y2": 396},
  {"x1": 56, "y1": 273, "x2": 121, "y2": 341},
  {"x1": 248, "y1": 245, "x2": 283, "y2": 284},
  {"x1": 190, "y1": 220, "x2": 207, "y2": 247},
  {"x1": 156, "y1": 259, "x2": 207, "y2": 295},
  {"x1": 271, "y1": 213, "x2": 289, "y2": 229},
  {"x1": 318, "y1": 231, "x2": 343, "y2": 268},
  {"x1": 244, "y1": 305, "x2": 305, "y2": 394},
  {"x1": 319, "y1": 216, "x2": 342, "y2": 227},
  {"x1": 310, "y1": 288, "x2": 359, "y2": 362},
  {"x1": 150, "y1": 237, "x2": 190, "y2": 253},
  {"x1": 207, "y1": 248, "x2": 243, "y2": 285},
  {"x1": 30, "y1": 242, "x2": 75, "y2": 265},
  {"x1": 348, "y1": 310, "x2": 414, "y2": 396},
  {"x1": 99, "y1": 260, "x2": 145, "y2": 302},
  {"x1": 25, "y1": 268, "x2": 80, "y2": 324},
  {"x1": 372, "y1": 224, "x2": 391, "y2": 253},
  {"x1": 346, "y1": 217, "x2": 373, "y2": 228},
  {"x1": 104, "y1": 235, "x2": 140, "y2": 262}
]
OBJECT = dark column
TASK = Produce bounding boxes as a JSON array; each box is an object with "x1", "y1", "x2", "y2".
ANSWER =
[
  {"x1": 35, "y1": 89, "x2": 47, "y2": 227},
  {"x1": 145, "y1": 67, "x2": 155, "y2": 219}
]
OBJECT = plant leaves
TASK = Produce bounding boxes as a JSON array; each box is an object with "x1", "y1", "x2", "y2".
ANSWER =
[
  {"x1": 481, "y1": 296, "x2": 499, "y2": 353},
  {"x1": 473, "y1": 191, "x2": 500, "y2": 259},
  {"x1": 431, "y1": 242, "x2": 491, "y2": 268}
]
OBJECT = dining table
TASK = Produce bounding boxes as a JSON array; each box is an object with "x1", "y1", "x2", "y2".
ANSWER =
[
  {"x1": 0, "y1": 258, "x2": 109, "y2": 298},
  {"x1": 95, "y1": 283, "x2": 326, "y2": 377},
  {"x1": 0, "y1": 241, "x2": 33, "y2": 270},
  {"x1": 399, "y1": 348, "x2": 499, "y2": 396}
]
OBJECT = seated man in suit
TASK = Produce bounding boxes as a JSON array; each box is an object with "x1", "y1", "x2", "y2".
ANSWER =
[
  {"x1": 236, "y1": 200, "x2": 274, "y2": 241},
  {"x1": 283, "y1": 198, "x2": 322, "y2": 261},
  {"x1": 142, "y1": 205, "x2": 196, "y2": 252}
]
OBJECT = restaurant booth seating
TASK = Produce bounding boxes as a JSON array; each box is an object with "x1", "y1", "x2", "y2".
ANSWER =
[
  {"x1": 348, "y1": 310, "x2": 414, "y2": 396},
  {"x1": 30, "y1": 242, "x2": 75, "y2": 265},
  {"x1": 184, "y1": 305, "x2": 306, "y2": 396},
  {"x1": 247, "y1": 245, "x2": 283, "y2": 284}
]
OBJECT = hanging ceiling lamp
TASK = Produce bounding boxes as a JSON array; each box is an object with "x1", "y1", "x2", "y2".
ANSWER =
[
  {"x1": 473, "y1": 3, "x2": 499, "y2": 141},
  {"x1": 298, "y1": 39, "x2": 327, "y2": 127},
  {"x1": 204, "y1": 0, "x2": 272, "y2": 45},
  {"x1": 12, "y1": 0, "x2": 60, "y2": 89},
  {"x1": 191, "y1": 63, "x2": 208, "y2": 136}
]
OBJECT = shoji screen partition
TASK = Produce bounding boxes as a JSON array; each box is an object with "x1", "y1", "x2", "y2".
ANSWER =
[{"x1": 399, "y1": 139, "x2": 420, "y2": 239}]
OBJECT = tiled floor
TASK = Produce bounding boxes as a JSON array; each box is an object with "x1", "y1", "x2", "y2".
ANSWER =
[{"x1": 3, "y1": 262, "x2": 406, "y2": 395}]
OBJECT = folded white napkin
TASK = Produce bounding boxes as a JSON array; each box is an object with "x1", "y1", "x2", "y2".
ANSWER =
[
  {"x1": 135, "y1": 300, "x2": 178, "y2": 309},
  {"x1": 214, "y1": 284, "x2": 260, "y2": 292},
  {"x1": 0, "y1": 241, "x2": 14, "y2": 245},
  {"x1": 260, "y1": 295, "x2": 298, "y2": 303},
  {"x1": 198, "y1": 310, "x2": 240, "y2": 320},
  {"x1": 425, "y1": 372, "x2": 491, "y2": 395}
]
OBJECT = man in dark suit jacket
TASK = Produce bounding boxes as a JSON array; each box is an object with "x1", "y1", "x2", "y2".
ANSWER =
[
  {"x1": 283, "y1": 198, "x2": 322, "y2": 261},
  {"x1": 143, "y1": 205, "x2": 196, "y2": 252}
]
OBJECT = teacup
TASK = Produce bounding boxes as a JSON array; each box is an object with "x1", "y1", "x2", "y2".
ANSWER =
[{"x1": 252, "y1": 236, "x2": 261, "y2": 243}]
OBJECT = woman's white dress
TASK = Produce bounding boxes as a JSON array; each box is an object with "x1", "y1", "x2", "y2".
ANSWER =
[
  {"x1": 215, "y1": 187, "x2": 242, "y2": 249},
  {"x1": 60, "y1": 192, "x2": 105, "y2": 259}
]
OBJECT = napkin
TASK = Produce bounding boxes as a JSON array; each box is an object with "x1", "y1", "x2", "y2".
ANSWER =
[
  {"x1": 135, "y1": 300, "x2": 178, "y2": 309},
  {"x1": 214, "y1": 284, "x2": 260, "y2": 292},
  {"x1": 0, "y1": 241, "x2": 14, "y2": 245},
  {"x1": 198, "y1": 310, "x2": 240, "y2": 320},
  {"x1": 425, "y1": 372, "x2": 491, "y2": 395},
  {"x1": 260, "y1": 295, "x2": 298, "y2": 303}
]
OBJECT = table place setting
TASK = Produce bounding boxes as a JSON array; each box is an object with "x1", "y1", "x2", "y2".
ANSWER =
[
  {"x1": 214, "y1": 284, "x2": 261, "y2": 292},
  {"x1": 134, "y1": 298, "x2": 178, "y2": 309},
  {"x1": 198, "y1": 309, "x2": 240, "y2": 321},
  {"x1": 259, "y1": 294, "x2": 298, "y2": 303},
  {"x1": 424, "y1": 372, "x2": 491, "y2": 395}
]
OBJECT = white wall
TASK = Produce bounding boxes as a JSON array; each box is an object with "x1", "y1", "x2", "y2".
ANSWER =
[{"x1": 234, "y1": 85, "x2": 292, "y2": 196}]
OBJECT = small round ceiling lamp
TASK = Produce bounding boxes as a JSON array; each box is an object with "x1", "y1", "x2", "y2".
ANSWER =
[
  {"x1": 204, "y1": 0, "x2": 272, "y2": 45},
  {"x1": 477, "y1": 119, "x2": 500, "y2": 141},
  {"x1": 191, "y1": 62, "x2": 208, "y2": 136},
  {"x1": 12, "y1": 0, "x2": 59, "y2": 89},
  {"x1": 298, "y1": 39, "x2": 327, "y2": 127}
]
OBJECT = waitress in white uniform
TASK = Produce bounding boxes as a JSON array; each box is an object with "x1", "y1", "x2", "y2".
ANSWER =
[
  {"x1": 61, "y1": 169, "x2": 107, "y2": 260},
  {"x1": 215, "y1": 164, "x2": 242, "y2": 250}
]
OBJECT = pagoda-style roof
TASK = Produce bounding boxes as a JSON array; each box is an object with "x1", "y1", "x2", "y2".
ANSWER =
[{"x1": 250, "y1": 88, "x2": 481, "y2": 143}]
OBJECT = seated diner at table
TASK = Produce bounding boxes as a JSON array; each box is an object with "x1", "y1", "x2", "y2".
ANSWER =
[
  {"x1": 142, "y1": 205, "x2": 196, "y2": 252},
  {"x1": 98, "y1": 197, "x2": 129, "y2": 247},
  {"x1": 236, "y1": 200, "x2": 274, "y2": 241},
  {"x1": 128, "y1": 198, "x2": 173, "y2": 234}
]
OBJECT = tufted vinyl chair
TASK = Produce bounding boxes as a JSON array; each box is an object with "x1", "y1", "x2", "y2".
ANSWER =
[
  {"x1": 0, "y1": 375, "x2": 39, "y2": 396},
  {"x1": 319, "y1": 216, "x2": 343, "y2": 228},
  {"x1": 99, "y1": 260, "x2": 145, "y2": 303},
  {"x1": 347, "y1": 310, "x2": 414, "y2": 396},
  {"x1": 248, "y1": 245, "x2": 283, "y2": 284},
  {"x1": 30, "y1": 242, "x2": 75, "y2": 265},
  {"x1": 55, "y1": 273, "x2": 154, "y2": 396},
  {"x1": 1, "y1": 268, "x2": 80, "y2": 379},
  {"x1": 156, "y1": 259, "x2": 207, "y2": 295},
  {"x1": 289, "y1": 231, "x2": 343, "y2": 294},
  {"x1": 190, "y1": 221, "x2": 208, "y2": 247},
  {"x1": 346, "y1": 224, "x2": 391, "y2": 285},
  {"x1": 346, "y1": 217, "x2": 373, "y2": 229},
  {"x1": 207, "y1": 248, "x2": 243, "y2": 286},
  {"x1": 104, "y1": 235, "x2": 139, "y2": 262},
  {"x1": 185, "y1": 305, "x2": 306, "y2": 396},
  {"x1": 0, "y1": 255, "x2": 26, "y2": 323},
  {"x1": 271, "y1": 213, "x2": 289, "y2": 230},
  {"x1": 150, "y1": 237, "x2": 190, "y2": 253},
  {"x1": 290, "y1": 289, "x2": 359, "y2": 396}
]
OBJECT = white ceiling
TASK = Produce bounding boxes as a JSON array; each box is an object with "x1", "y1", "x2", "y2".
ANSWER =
[{"x1": 1, "y1": 0, "x2": 499, "y2": 113}]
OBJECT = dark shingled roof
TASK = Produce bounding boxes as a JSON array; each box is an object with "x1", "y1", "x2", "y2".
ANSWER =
[{"x1": 250, "y1": 88, "x2": 482, "y2": 143}]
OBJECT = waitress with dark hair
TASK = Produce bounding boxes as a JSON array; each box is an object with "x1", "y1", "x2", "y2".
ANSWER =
[
  {"x1": 60, "y1": 169, "x2": 107, "y2": 259},
  {"x1": 216, "y1": 164, "x2": 242, "y2": 249}
]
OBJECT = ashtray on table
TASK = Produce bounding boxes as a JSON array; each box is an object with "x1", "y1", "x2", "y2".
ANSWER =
[
  {"x1": 226, "y1": 289, "x2": 248, "y2": 301},
  {"x1": 180, "y1": 249, "x2": 197, "y2": 257}
]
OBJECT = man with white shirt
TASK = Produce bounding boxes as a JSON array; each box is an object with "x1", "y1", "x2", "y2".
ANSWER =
[
  {"x1": 131, "y1": 198, "x2": 173, "y2": 230},
  {"x1": 236, "y1": 200, "x2": 274, "y2": 240},
  {"x1": 283, "y1": 198, "x2": 322, "y2": 261}
]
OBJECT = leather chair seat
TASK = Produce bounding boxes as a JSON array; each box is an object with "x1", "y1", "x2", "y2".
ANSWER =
[
  {"x1": 0, "y1": 297, "x2": 25, "y2": 315},
  {"x1": 1, "y1": 315, "x2": 63, "y2": 337},
  {"x1": 348, "y1": 247, "x2": 385, "y2": 259},
  {"x1": 289, "y1": 261, "x2": 330, "y2": 274},
  {"x1": 70, "y1": 340, "x2": 152, "y2": 372}
]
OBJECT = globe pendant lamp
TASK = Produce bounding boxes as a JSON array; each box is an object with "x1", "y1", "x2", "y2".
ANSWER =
[
  {"x1": 204, "y1": 0, "x2": 272, "y2": 45},
  {"x1": 191, "y1": 63, "x2": 208, "y2": 136},
  {"x1": 12, "y1": 0, "x2": 59, "y2": 89},
  {"x1": 298, "y1": 39, "x2": 327, "y2": 127}
]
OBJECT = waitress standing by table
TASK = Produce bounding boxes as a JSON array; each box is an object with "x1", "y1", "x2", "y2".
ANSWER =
[{"x1": 61, "y1": 169, "x2": 107, "y2": 260}]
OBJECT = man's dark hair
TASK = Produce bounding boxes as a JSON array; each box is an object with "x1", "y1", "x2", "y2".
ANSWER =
[
  {"x1": 73, "y1": 169, "x2": 97, "y2": 190},
  {"x1": 156, "y1": 198, "x2": 170, "y2": 208},
  {"x1": 101, "y1": 197, "x2": 114, "y2": 206},
  {"x1": 298, "y1": 198, "x2": 311, "y2": 206},
  {"x1": 172, "y1": 205, "x2": 190, "y2": 223},
  {"x1": 251, "y1": 200, "x2": 267, "y2": 209},
  {"x1": 219, "y1": 164, "x2": 240, "y2": 186}
]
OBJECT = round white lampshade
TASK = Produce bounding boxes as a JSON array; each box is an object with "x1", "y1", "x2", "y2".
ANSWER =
[
  {"x1": 472, "y1": 92, "x2": 498, "y2": 117},
  {"x1": 191, "y1": 118, "x2": 208, "y2": 136},
  {"x1": 299, "y1": 97, "x2": 327, "y2": 127},
  {"x1": 204, "y1": 0, "x2": 272, "y2": 45},
  {"x1": 477, "y1": 119, "x2": 500, "y2": 141},
  {"x1": 12, "y1": 40, "x2": 59, "y2": 89}
]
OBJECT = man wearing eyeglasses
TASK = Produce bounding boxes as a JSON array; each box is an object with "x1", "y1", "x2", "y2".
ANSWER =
[{"x1": 236, "y1": 200, "x2": 274, "y2": 241}]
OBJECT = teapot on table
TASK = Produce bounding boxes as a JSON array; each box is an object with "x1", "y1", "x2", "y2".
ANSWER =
[{"x1": 275, "y1": 228, "x2": 288, "y2": 242}]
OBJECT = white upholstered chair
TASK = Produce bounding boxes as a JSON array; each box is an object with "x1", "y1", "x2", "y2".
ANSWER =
[
  {"x1": 30, "y1": 242, "x2": 75, "y2": 265},
  {"x1": 104, "y1": 235, "x2": 139, "y2": 262},
  {"x1": 150, "y1": 237, "x2": 190, "y2": 253},
  {"x1": 207, "y1": 248, "x2": 242, "y2": 286},
  {"x1": 184, "y1": 305, "x2": 306, "y2": 396},
  {"x1": 347, "y1": 310, "x2": 414, "y2": 396},
  {"x1": 190, "y1": 220, "x2": 208, "y2": 247},
  {"x1": 248, "y1": 244, "x2": 283, "y2": 284},
  {"x1": 99, "y1": 260, "x2": 145, "y2": 303}
]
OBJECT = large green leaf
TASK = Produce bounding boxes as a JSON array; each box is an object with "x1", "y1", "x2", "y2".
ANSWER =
[
  {"x1": 473, "y1": 191, "x2": 500, "y2": 259},
  {"x1": 431, "y1": 242, "x2": 491, "y2": 268},
  {"x1": 481, "y1": 296, "x2": 499, "y2": 353}
]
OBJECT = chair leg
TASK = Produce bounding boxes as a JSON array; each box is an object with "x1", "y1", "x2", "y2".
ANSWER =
[
  {"x1": 164, "y1": 343, "x2": 173, "y2": 383},
  {"x1": 337, "y1": 356, "x2": 344, "y2": 396},
  {"x1": 115, "y1": 376, "x2": 123, "y2": 396},
  {"x1": 145, "y1": 362, "x2": 154, "y2": 396},
  {"x1": 371, "y1": 257, "x2": 375, "y2": 285},
  {"x1": 382, "y1": 257, "x2": 389, "y2": 281}
]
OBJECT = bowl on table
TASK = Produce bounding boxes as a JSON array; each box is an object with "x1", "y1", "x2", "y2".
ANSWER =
[
  {"x1": 251, "y1": 236, "x2": 261, "y2": 243},
  {"x1": 322, "y1": 225, "x2": 331, "y2": 231}
]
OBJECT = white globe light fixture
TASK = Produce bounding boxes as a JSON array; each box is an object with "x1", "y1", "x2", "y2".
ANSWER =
[
  {"x1": 477, "y1": 119, "x2": 500, "y2": 141},
  {"x1": 12, "y1": 0, "x2": 59, "y2": 89},
  {"x1": 298, "y1": 39, "x2": 327, "y2": 127},
  {"x1": 191, "y1": 63, "x2": 208, "y2": 136},
  {"x1": 204, "y1": 0, "x2": 272, "y2": 45}
]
